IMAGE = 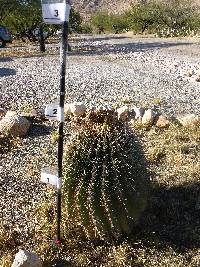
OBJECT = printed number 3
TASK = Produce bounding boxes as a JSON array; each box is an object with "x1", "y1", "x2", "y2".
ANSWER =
[{"x1": 54, "y1": 10, "x2": 59, "y2": 17}]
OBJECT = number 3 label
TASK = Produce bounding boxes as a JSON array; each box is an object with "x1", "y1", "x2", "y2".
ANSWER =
[
  {"x1": 54, "y1": 10, "x2": 58, "y2": 17},
  {"x1": 42, "y1": 2, "x2": 71, "y2": 24}
]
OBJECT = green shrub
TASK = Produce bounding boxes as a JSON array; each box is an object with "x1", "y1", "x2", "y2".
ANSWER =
[
  {"x1": 91, "y1": 11, "x2": 129, "y2": 34},
  {"x1": 63, "y1": 111, "x2": 149, "y2": 239},
  {"x1": 91, "y1": 11, "x2": 113, "y2": 33},
  {"x1": 125, "y1": 0, "x2": 200, "y2": 36},
  {"x1": 80, "y1": 23, "x2": 93, "y2": 34},
  {"x1": 125, "y1": 1, "x2": 162, "y2": 34}
]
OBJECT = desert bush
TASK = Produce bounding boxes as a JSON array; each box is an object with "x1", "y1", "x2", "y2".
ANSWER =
[
  {"x1": 125, "y1": 1, "x2": 162, "y2": 34},
  {"x1": 126, "y1": 0, "x2": 200, "y2": 36},
  {"x1": 91, "y1": 11, "x2": 113, "y2": 33},
  {"x1": 80, "y1": 23, "x2": 93, "y2": 34},
  {"x1": 1, "y1": 0, "x2": 83, "y2": 41},
  {"x1": 91, "y1": 12, "x2": 128, "y2": 34},
  {"x1": 63, "y1": 110, "x2": 149, "y2": 239}
]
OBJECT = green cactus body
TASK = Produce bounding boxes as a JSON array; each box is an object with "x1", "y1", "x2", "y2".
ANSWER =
[
  {"x1": 63, "y1": 111, "x2": 149, "y2": 239},
  {"x1": 88, "y1": 139, "x2": 112, "y2": 237},
  {"x1": 102, "y1": 134, "x2": 130, "y2": 236}
]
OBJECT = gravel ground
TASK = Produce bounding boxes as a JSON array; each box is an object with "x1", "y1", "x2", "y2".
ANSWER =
[{"x1": 0, "y1": 34, "x2": 200, "y2": 256}]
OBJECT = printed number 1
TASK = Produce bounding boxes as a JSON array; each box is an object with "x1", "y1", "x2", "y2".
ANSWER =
[{"x1": 54, "y1": 10, "x2": 59, "y2": 17}]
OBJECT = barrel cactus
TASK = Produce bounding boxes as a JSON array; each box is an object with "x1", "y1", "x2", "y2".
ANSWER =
[{"x1": 63, "y1": 110, "x2": 149, "y2": 239}]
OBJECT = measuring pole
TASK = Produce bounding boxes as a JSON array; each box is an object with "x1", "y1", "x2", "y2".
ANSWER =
[
  {"x1": 56, "y1": 20, "x2": 69, "y2": 244},
  {"x1": 39, "y1": 24, "x2": 46, "y2": 53},
  {"x1": 41, "y1": 0, "x2": 72, "y2": 245}
]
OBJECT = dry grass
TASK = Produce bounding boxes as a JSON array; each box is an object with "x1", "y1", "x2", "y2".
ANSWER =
[{"x1": 0, "y1": 123, "x2": 200, "y2": 266}]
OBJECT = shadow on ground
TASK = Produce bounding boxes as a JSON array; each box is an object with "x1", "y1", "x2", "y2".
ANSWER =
[
  {"x1": 0, "y1": 57, "x2": 13, "y2": 62},
  {"x1": 133, "y1": 181, "x2": 200, "y2": 251},
  {"x1": 0, "y1": 68, "x2": 16, "y2": 77},
  {"x1": 28, "y1": 123, "x2": 52, "y2": 138},
  {"x1": 70, "y1": 39, "x2": 192, "y2": 57}
]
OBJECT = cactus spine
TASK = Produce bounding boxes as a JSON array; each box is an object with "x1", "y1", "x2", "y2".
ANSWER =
[{"x1": 63, "y1": 110, "x2": 149, "y2": 239}]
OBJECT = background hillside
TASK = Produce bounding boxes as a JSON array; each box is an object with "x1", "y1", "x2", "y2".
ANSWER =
[{"x1": 72, "y1": 0, "x2": 200, "y2": 20}]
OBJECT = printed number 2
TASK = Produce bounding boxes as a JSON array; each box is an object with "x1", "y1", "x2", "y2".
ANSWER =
[
  {"x1": 54, "y1": 10, "x2": 59, "y2": 17},
  {"x1": 53, "y1": 109, "x2": 57, "y2": 115}
]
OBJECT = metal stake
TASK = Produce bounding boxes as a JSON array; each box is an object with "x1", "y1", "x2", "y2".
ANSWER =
[
  {"x1": 56, "y1": 20, "x2": 69, "y2": 244},
  {"x1": 39, "y1": 24, "x2": 46, "y2": 53}
]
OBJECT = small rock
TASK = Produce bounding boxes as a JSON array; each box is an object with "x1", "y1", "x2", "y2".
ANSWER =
[
  {"x1": 21, "y1": 109, "x2": 45, "y2": 122},
  {"x1": 196, "y1": 76, "x2": 200, "y2": 82},
  {"x1": 69, "y1": 102, "x2": 86, "y2": 117},
  {"x1": 132, "y1": 107, "x2": 145, "y2": 120},
  {"x1": 97, "y1": 104, "x2": 113, "y2": 112},
  {"x1": 11, "y1": 249, "x2": 42, "y2": 267},
  {"x1": 177, "y1": 114, "x2": 200, "y2": 127},
  {"x1": 0, "y1": 108, "x2": 6, "y2": 119},
  {"x1": 0, "y1": 113, "x2": 31, "y2": 137},
  {"x1": 142, "y1": 109, "x2": 156, "y2": 126},
  {"x1": 155, "y1": 115, "x2": 170, "y2": 128},
  {"x1": 117, "y1": 105, "x2": 129, "y2": 121},
  {"x1": 185, "y1": 69, "x2": 195, "y2": 77},
  {"x1": 64, "y1": 103, "x2": 72, "y2": 115}
]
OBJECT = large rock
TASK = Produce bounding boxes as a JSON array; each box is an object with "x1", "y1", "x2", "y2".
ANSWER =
[
  {"x1": 117, "y1": 105, "x2": 129, "y2": 121},
  {"x1": 177, "y1": 114, "x2": 200, "y2": 127},
  {"x1": 11, "y1": 250, "x2": 42, "y2": 267},
  {"x1": 0, "y1": 112, "x2": 31, "y2": 137},
  {"x1": 142, "y1": 109, "x2": 156, "y2": 126}
]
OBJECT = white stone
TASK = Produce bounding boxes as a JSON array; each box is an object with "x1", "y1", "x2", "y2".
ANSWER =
[
  {"x1": 11, "y1": 250, "x2": 42, "y2": 267},
  {"x1": 69, "y1": 102, "x2": 86, "y2": 117},
  {"x1": 142, "y1": 109, "x2": 156, "y2": 126},
  {"x1": 0, "y1": 113, "x2": 31, "y2": 137},
  {"x1": 64, "y1": 103, "x2": 72, "y2": 115},
  {"x1": 96, "y1": 104, "x2": 113, "y2": 112},
  {"x1": 117, "y1": 105, "x2": 129, "y2": 120},
  {"x1": 5, "y1": 111, "x2": 18, "y2": 117},
  {"x1": 132, "y1": 107, "x2": 145, "y2": 120},
  {"x1": 177, "y1": 114, "x2": 200, "y2": 127}
]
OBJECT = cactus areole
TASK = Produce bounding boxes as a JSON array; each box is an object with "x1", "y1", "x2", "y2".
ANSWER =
[{"x1": 63, "y1": 111, "x2": 149, "y2": 239}]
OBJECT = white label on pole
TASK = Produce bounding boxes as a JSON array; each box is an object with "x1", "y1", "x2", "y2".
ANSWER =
[
  {"x1": 41, "y1": 167, "x2": 58, "y2": 187},
  {"x1": 41, "y1": 1, "x2": 71, "y2": 24},
  {"x1": 57, "y1": 107, "x2": 64, "y2": 122},
  {"x1": 45, "y1": 103, "x2": 58, "y2": 120}
]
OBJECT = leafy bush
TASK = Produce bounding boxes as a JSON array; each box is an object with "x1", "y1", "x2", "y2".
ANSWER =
[
  {"x1": 63, "y1": 110, "x2": 149, "y2": 239},
  {"x1": 90, "y1": 0, "x2": 200, "y2": 37},
  {"x1": 126, "y1": 0, "x2": 200, "y2": 37},
  {"x1": 1, "y1": 0, "x2": 83, "y2": 41},
  {"x1": 91, "y1": 11, "x2": 129, "y2": 34},
  {"x1": 81, "y1": 23, "x2": 93, "y2": 34},
  {"x1": 91, "y1": 11, "x2": 113, "y2": 33},
  {"x1": 125, "y1": 1, "x2": 162, "y2": 34}
]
